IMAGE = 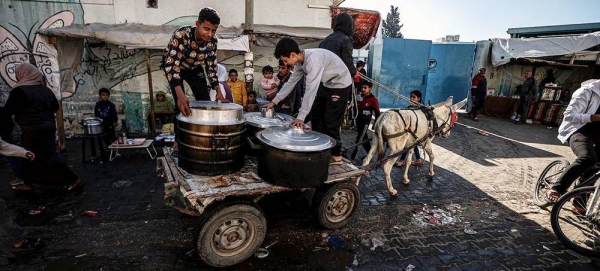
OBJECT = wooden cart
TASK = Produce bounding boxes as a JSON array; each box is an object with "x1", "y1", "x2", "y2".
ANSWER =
[{"x1": 156, "y1": 148, "x2": 366, "y2": 267}]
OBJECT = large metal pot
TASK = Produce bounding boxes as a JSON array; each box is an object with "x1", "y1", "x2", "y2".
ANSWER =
[
  {"x1": 82, "y1": 117, "x2": 104, "y2": 135},
  {"x1": 177, "y1": 101, "x2": 246, "y2": 175},
  {"x1": 244, "y1": 111, "x2": 294, "y2": 138},
  {"x1": 254, "y1": 127, "x2": 335, "y2": 188}
]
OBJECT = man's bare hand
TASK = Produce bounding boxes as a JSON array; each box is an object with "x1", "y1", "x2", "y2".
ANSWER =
[
  {"x1": 177, "y1": 93, "x2": 192, "y2": 116},
  {"x1": 25, "y1": 151, "x2": 35, "y2": 161},
  {"x1": 262, "y1": 101, "x2": 275, "y2": 110},
  {"x1": 291, "y1": 119, "x2": 304, "y2": 128}
]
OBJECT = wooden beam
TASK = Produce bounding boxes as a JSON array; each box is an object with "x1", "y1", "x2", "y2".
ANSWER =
[
  {"x1": 244, "y1": 0, "x2": 254, "y2": 33},
  {"x1": 49, "y1": 37, "x2": 66, "y2": 152},
  {"x1": 145, "y1": 49, "x2": 156, "y2": 137}
]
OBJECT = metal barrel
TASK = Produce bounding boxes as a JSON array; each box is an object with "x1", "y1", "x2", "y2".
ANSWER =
[{"x1": 177, "y1": 120, "x2": 246, "y2": 176}]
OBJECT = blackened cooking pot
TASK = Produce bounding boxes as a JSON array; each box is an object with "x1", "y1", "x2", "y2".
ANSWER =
[
  {"x1": 243, "y1": 112, "x2": 294, "y2": 157},
  {"x1": 254, "y1": 127, "x2": 335, "y2": 188}
]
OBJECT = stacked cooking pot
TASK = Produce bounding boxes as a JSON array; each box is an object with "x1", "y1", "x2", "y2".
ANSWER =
[
  {"x1": 177, "y1": 101, "x2": 245, "y2": 175},
  {"x1": 254, "y1": 126, "x2": 335, "y2": 188},
  {"x1": 244, "y1": 108, "x2": 294, "y2": 155}
]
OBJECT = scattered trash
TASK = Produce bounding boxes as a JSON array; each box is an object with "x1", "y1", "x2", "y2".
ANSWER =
[
  {"x1": 477, "y1": 130, "x2": 489, "y2": 136},
  {"x1": 28, "y1": 206, "x2": 46, "y2": 215},
  {"x1": 483, "y1": 209, "x2": 499, "y2": 220},
  {"x1": 412, "y1": 204, "x2": 463, "y2": 227},
  {"x1": 543, "y1": 245, "x2": 550, "y2": 251},
  {"x1": 393, "y1": 226, "x2": 401, "y2": 231},
  {"x1": 547, "y1": 127, "x2": 553, "y2": 129},
  {"x1": 75, "y1": 253, "x2": 87, "y2": 258},
  {"x1": 255, "y1": 241, "x2": 278, "y2": 258},
  {"x1": 82, "y1": 210, "x2": 98, "y2": 217},
  {"x1": 464, "y1": 229, "x2": 477, "y2": 235},
  {"x1": 352, "y1": 255, "x2": 358, "y2": 266},
  {"x1": 406, "y1": 264, "x2": 416, "y2": 271},
  {"x1": 511, "y1": 229, "x2": 518, "y2": 232},
  {"x1": 371, "y1": 238, "x2": 384, "y2": 251},
  {"x1": 143, "y1": 255, "x2": 149, "y2": 260},
  {"x1": 112, "y1": 180, "x2": 133, "y2": 188},
  {"x1": 327, "y1": 235, "x2": 346, "y2": 251},
  {"x1": 185, "y1": 249, "x2": 195, "y2": 257},
  {"x1": 53, "y1": 212, "x2": 74, "y2": 223}
]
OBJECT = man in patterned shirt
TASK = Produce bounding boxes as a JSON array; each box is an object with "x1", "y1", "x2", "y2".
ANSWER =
[{"x1": 162, "y1": 7, "x2": 228, "y2": 117}]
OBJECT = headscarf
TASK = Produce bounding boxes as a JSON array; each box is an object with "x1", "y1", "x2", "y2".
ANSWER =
[
  {"x1": 217, "y1": 63, "x2": 228, "y2": 82},
  {"x1": 13, "y1": 63, "x2": 46, "y2": 88}
]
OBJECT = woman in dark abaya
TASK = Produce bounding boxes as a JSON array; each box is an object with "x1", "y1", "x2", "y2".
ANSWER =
[{"x1": 2, "y1": 63, "x2": 83, "y2": 192}]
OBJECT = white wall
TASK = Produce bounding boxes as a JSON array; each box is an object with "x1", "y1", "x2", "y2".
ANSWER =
[{"x1": 109, "y1": 0, "x2": 332, "y2": 28}]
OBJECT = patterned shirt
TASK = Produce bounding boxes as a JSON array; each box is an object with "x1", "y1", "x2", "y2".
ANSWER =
[{"x1": 162, "y1": 25, "x2": 219, "y2": 89}]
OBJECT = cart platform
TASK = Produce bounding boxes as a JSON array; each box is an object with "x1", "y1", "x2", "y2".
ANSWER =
[{"x1": 157, "y1": 148, "x2": 365, "y2": 216}]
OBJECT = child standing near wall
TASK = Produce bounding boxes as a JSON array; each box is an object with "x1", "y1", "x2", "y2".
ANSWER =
[
  {"x1": 227, "y1": 69, "x2": 247, "y2": 107},
  {"x1": 261, "y1": 65, "x2": 280, "y2": 101},
  {"x1": 94, "y1": 88, "x2": 118, "y2": 145}
]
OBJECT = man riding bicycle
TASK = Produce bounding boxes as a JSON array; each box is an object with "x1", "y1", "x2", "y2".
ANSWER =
[{"x1": 549, "y1": 79, "x2": 600, "y2": 203}]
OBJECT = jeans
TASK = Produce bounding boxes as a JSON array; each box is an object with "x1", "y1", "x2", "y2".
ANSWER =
[
  {"x1": 469, "y1": 95, "x2": 485, "y2": 118},
  {"x1": 350, "y1": 117, "x2": 372, "y2": 159},
  {"x1": 553, "y1": 132, "x2": 600, "y2": 193}
]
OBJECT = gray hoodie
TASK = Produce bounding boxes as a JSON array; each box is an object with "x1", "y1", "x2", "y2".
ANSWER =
[{"x1": 273, "y1": 49, "x2": 352, "y2": 121}]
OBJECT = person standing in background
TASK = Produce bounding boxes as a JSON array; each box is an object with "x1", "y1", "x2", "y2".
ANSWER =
[
  {"x1": 517, "y1": 70, "x2": 536, "y2": 124},
  {"x1": 467, "y1": 68, "x2": 487, "y2": 121}
]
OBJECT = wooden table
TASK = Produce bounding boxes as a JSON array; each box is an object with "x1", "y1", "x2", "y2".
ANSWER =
[{"x1": 480, "y1": 96, "x2": 520, "y2": 119}]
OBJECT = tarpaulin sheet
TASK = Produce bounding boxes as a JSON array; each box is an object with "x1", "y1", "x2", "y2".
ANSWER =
[{"x1": 491, "y1": 31, "x2": 600, "y2": 67}]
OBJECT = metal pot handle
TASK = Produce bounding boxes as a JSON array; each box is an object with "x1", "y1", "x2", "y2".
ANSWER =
[
  {"x1": 246, "y1": 137, "x2": 265, "y2": 151},
  {"x1": 211, "y1": 137, "x2": 229, "y2": 151}
]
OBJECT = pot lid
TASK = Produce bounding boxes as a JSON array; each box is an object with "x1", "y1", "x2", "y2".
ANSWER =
[
  {"x1": 82, "y1": 117, "x2": 102, "y2": 125},
  {"x1": 244, "y1": 112, "x2": 295, "y2": 128},
  {"x1": 256, "y1": 127, "x2": 335, "y2": 152}
]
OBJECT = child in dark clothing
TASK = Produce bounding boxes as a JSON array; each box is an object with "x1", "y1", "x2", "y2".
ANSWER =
[
  {"x1": 350, "y1": 81, "x2": 380, "y2": 160},
  {"x1": 395, "y1": 90, "x2": 424, "y2": 167},
  {"x1": 244, "y1": 91, "x2": 260, "y2": 112},
  {"x1": 94, "y1": 88, "x2": 118, "y2": 145}
]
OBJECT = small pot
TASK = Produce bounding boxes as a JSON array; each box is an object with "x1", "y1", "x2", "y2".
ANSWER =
[
  {"x1": 82, "y1": 117, "x2": 104, "y2": 135},
  {"x1": 254, "y1": 127, "x2": 335, "y2": 188}
]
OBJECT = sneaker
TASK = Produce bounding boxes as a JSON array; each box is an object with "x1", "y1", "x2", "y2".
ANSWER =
[
  {"x1": 510, "y1": 114, "x2": 519, "y2": 121},
  {"x1": 526, "y1": 119, "x2": 533, "y2": 124}
]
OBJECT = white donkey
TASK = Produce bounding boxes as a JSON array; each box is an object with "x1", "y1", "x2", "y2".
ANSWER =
[{"x1": 360, "y1": 97, "x2": 468, "y2": 196}]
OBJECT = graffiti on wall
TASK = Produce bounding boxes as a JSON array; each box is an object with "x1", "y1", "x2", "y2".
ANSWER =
[{"x1": 0, "y1": 11, "x2": 75, "y2": 99}]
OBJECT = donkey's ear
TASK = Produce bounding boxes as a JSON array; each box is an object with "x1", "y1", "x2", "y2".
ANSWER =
[
  {"x1": 453, "y1": 98, "x2": 468, "y2": 111},
  {"x1": 445, "y1": 96, "x2": 454, "y2": 105}
]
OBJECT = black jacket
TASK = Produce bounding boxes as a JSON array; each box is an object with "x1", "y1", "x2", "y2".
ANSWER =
[{"x1": 319, "y1": 12, "x2": 356, "y2": 77}]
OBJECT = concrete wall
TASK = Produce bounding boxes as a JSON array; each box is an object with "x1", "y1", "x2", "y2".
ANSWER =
[{"x1": 1, "y1": 0, "x2": 334, "y2": 134}]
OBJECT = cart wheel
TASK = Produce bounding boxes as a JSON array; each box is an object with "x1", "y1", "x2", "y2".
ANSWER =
[
  {"x1": 313, "y1": 181, "x2": 360, "y2": 229},
  {"x1": 195, "y1": 201, "x2": 266, "y2": 268}
]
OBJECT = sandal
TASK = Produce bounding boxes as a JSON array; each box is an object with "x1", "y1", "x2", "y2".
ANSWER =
[
  {"x1": 11, "y1": 184, "x2": 34, "y2": 193},
  {"x1": 64, "y1": 179, "x2": 83, "y2": 192},
  {"x1": 394, "y1": 160, "x2": 406, "y2": 167},
  {"x1": 411, "y1": 159, "x2": 424, "y2": 166},
  {"x1": 329, "y1": 157, "x2": 343, "y2": 165},
  {"x1": 546, "y1": 189, "x2": 561, "y2": 203},
  {"x1": 11, "y1": 238, "x2": 44, "y2": 254}
]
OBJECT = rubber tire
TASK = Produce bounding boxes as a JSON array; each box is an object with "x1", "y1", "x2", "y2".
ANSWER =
[
  {"x1": 313, "y1": 181, "x2": 360, "y2": 229},
  {"x1": 533, "y1": 159, "x2": 569, "y2": 207},
  {"x1": 550, "y1": 186, "x2": 600, "y2": 257},
  {"x1": 195, "y1": 201, "x2": 266, "y2": 268}
]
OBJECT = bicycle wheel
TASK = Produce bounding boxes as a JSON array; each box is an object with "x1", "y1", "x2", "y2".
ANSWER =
[
  {"x1": 533, "y1": 159, "x2": 569, "y2": 207},
  {"x1": 550, "y1": 186, "x2": 600, "y2": 257}
]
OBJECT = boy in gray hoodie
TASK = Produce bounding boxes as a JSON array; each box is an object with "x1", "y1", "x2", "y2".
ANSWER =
[{"x1": 264, "y1": 38, "x2": 352, "y2": 164}]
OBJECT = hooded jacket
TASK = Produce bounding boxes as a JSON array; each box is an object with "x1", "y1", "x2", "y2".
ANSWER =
[{"x1": 319, "y1": 12, "x2": 356, "y2": 77}]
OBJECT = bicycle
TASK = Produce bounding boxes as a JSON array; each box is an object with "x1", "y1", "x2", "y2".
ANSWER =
[
  {"x1": 550, "y1": 185, "x2": 600, "y2": 256},
  {"x1": 532, "y1": 160, "x2": 600, "y2": 207}
]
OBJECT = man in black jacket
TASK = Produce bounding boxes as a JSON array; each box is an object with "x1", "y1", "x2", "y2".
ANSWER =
[
  {"x1": 517, "y1": 70, "x2": 536, "y2": 124},
  {"x1": 319, "y1": 12, "x2": 356, "y2": 78}
]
